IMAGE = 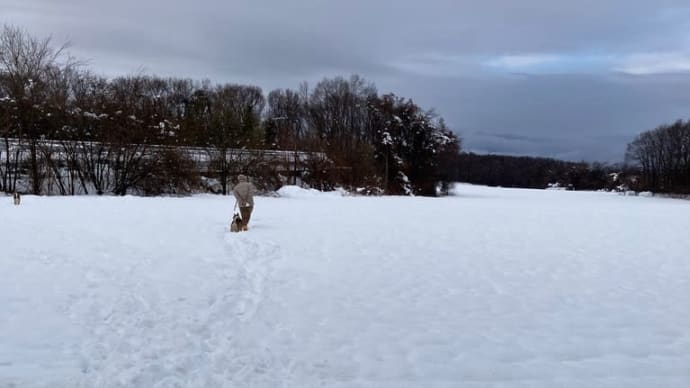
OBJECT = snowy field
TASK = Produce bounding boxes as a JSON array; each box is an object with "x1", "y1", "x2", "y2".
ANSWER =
[{"x1": 1, "y1": 184, "x2": 689, "y2": 388}]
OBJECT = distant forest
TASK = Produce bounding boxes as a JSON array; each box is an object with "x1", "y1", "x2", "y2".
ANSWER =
[
  {"x1": 0, "y1": 25, "x2": 458, "y2": 197},
  {"x1": 459, "y1": 118, "x2": 690, "y2": 194},
  {"x1": 1, "y1": 25, "x2": 688, "y2": 197},
  {"x1": 458, "y1": 121, "x2": 690, "y2": 194},
  {"x1": 456, "y1": 153, "x2": 629, "y2": 191},
  {"x1": 626, "y1": 120, "x2": 690, "y2": 194}
]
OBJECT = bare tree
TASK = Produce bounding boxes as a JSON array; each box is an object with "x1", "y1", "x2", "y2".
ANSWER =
[
  {"x1": 0, "y1": 24, "x2": 78, "y2": 194},
  {"x1": 626, "y1": 120, "x2": 690, "y2": 193},
  {"x1": 205, "y1": 84, "x2": 266, "y2": 194}
]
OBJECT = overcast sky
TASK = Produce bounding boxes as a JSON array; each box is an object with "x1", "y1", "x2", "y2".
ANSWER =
[{"x1": 3, "y1": 0, "x2": 690, "y2": 161}]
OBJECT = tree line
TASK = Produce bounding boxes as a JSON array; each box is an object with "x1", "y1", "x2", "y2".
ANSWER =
[
  {"x1": 457, "y1": 116, "x2": 690, "y2": 195},
  {"x1": 456, "y1": 153, "x2": 628, "y2": 191},
  {"x1": 0, "y1": 25, "x2": 460, "y2": 197},
  {"x1": 10, "y1": 24, "x2": 683, "y2": 197},
  {"x1": 625, "y1": 119, "x2": 690, "y2": 194}
]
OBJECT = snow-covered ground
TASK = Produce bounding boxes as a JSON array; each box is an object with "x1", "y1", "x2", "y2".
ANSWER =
[{"x1": 1, "y1": 184, "x2": 689, "y2": 387}]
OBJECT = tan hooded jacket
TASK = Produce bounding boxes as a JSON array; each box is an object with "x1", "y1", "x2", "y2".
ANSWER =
[{"x1": 233, "y1": 174, "x2": 256, "y2": 207}]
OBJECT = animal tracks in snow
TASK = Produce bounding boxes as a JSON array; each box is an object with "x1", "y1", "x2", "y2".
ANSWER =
[{"x1": 69, "y1": 227, "x2": 280, "y2": 387}]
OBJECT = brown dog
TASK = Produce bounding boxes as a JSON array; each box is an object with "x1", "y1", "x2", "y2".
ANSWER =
[
  {"x1": 230, "y1": 213, "x2": 242, "y2": 233},
  {"x1": 13, "y1": 191, "x2": 20, "y2": 206}
]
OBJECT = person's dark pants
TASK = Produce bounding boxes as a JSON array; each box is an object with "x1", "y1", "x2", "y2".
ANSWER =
[{"x1": 240, "y1": 206, "x2": 253, "y2": 230}]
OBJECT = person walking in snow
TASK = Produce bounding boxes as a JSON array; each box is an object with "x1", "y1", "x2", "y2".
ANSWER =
[{"x1": 233, "y1": 174, "x2": 256, "y2": 231}]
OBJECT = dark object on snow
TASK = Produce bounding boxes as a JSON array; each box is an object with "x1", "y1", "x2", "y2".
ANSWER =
[{"x1": 230, "y1": 213, "x2": 243, "y2": 233}]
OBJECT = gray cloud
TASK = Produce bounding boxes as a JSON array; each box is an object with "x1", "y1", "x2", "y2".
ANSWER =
[{"x1": 3, "y1": 0, "x2": 690, "y2": 161}]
